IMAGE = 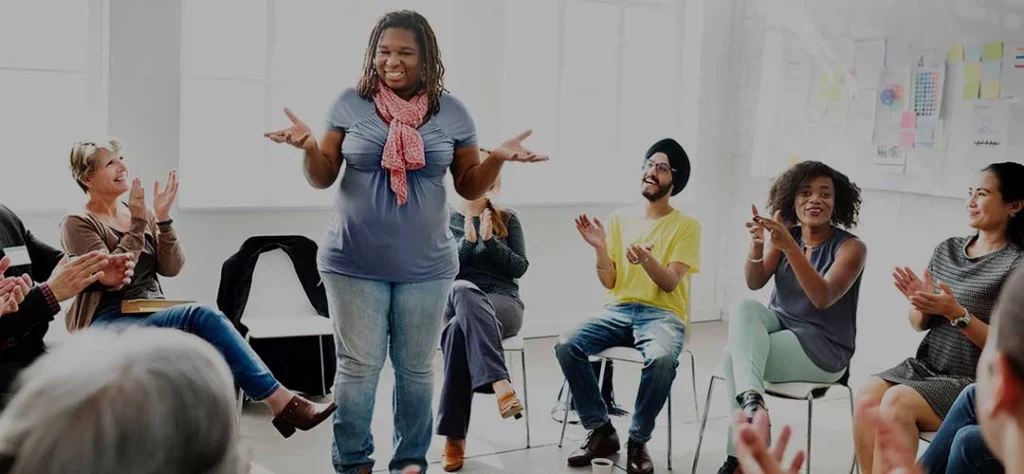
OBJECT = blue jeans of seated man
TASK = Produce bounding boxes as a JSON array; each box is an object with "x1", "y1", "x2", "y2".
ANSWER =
[
  {"x1": 919, "y1": 384, "x2": 1003, "y2": 474},
  {"x1": 554, "y1": 303, "x2": 685, "y2": 444},
  {"x1": 91, "y1": 304, "x2": 280, "y2": 400},
  {"x1": 322, "y1": 272, "x2": 452, "y2": 474}
]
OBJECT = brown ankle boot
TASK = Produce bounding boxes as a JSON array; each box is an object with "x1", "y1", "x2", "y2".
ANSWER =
[{"x1": 270, "y1": 395, "x2": 337, "y2": 438}]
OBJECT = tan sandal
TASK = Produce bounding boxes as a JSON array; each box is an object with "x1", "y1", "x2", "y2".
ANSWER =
[
  {"x1": 497, "y1": 390, "x2": 524, "y2": 420},
  {"x1": 442, "y1": 439, "x2": 465, "y2": 472}
]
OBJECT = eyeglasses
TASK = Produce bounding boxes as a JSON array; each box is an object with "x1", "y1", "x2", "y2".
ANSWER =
[{"x1": 643, "y1": 160, "x2": 675, "y2": 175}]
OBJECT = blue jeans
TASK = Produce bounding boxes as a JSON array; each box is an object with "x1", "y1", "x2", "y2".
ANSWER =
[
  {"x1": 919, "y1": 384, "x2": 1003, "y2": 474},
  {"x1": 322, "y1": 272, "x2": 452, "y2": 474},
  {"x1": 554, "y1": 303, "x2": 685, "y2": 444},
  {"x1": 91, "y1": 304, "x2": 280, "y2": 400}
]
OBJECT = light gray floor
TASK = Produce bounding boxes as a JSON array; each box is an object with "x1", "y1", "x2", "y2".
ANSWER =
[{"x1": 242, "y1": 321, "x2": 889, "y2": 473}]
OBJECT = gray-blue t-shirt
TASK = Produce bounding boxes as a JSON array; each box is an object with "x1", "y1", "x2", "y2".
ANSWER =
[{"x1": 318, "y1": 88, "x2": 477, "y2": 282}]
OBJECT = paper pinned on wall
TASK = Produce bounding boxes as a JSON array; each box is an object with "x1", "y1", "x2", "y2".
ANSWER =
[
  {"x1": 948, "y1": 45, "x2": 964, "y2": 63},
  {"x1": 1003, "y1": 43, "x2": 1024, "y2": 99},
  {"x1": 984, "y1": 41, "x2": 1004, "y2": 61},
  {"x1": 900, "y1": 111, "x2": 917, "y2": 128},
  {"x1": 965, "y1": 63, "x2": 983, "y2": 82},
  {"x1": 853, "y1": 38, "x2": 886, "y2": 87},
  {"x1": 964, "y1": 81, "x2": 981, "y2": 100},
  {"x1": 983, "y1": 61, "x2": 1002, "y2": 81},
  {"x1": 915, "y1": 119, "x2": 935, "y2": 147},
  {"x1": 965, "y1": 44, "x2": 984, "y2": 62},
  {"x1": 971, "y1": 103, "x2": 1006, "y2": 148},
  {"x1": 982, "y1": 80, "x2": 1002, "y2": 99},
  {"x1": 1008, "y1": 103, "x2": 1024, "y2": 149},
  {"x1": 900, "y1": 130, "x2": 916, "y2": 149}
]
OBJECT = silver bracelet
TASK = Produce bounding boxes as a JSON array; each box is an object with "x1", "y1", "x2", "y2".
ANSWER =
[{"x1": 747, "y1": 255, "x2": 764, "y2": 263}]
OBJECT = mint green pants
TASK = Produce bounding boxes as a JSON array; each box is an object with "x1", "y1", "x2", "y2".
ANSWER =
[{"x1": 723, "y1": 299, "x2": 845, "y2": 455}]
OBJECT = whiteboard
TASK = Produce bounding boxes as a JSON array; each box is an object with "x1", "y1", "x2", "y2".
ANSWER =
[{"x1": 749, "y1": 0, "x2": 1024, "y2": 199}]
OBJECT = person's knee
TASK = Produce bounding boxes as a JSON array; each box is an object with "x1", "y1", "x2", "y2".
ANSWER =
[
  {"x1": 643, "y1": 352, "x2": 679, "y2": 380},
  {"x1": 449, "y1": 280, "x2": 484, "y2": 306},
  {"x1": 878, "y1": 385, "x2": 921, "y2": 423},
  {"x1": 729, "y1": 299, "x2": 768, "y2": 331},
  {"x1": 854, "y1": 378, "x2": 890, "y2": 417},
  {"x1": 554, "y1": 333, "x2": 582, "y2": 364},
  {"x1": 186, "y1": 305, "x2": 232, "y2": 329},
  {"x1": 951, "y1": 425, "x2": 988, "y2": 466}
]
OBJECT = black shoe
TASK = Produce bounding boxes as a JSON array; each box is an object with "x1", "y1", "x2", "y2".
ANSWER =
[
  {"x1": 716, "y1": 455, "x2": 740, "y2": 474},
  {"x1": 566, "y1": 428, "x2": 620, "y2": 467},
  {"x1": 626, "y1": 441, "x2": 654, "y2": 474},
  {"x1": 740, "y1": 391, "x2": 770, "y2": 444}
]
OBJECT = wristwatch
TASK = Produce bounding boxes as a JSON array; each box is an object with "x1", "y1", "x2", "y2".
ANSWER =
[{"x1": 950, "y1": 309, "x2": 972, "y2": 329}]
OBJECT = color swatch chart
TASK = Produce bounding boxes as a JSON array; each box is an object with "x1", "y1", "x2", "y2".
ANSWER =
[{"x1": 913, "y1": 69, "x2": 942, "y2": 117}]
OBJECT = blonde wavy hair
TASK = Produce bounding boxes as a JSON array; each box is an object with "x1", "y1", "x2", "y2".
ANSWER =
[{"x1": 69, "y1": 138, "x2": 124, "y2": 192}]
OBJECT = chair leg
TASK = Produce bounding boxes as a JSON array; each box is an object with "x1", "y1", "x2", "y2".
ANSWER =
[
  {"x1": 691, "y1": 374, "x2": 720, "y2": 474},
  {"x1": 236, "y1": 386, "x2": 244, "y2": 429},
  {"x1": 558, "y1": 378, "x2": 572, "y2": 448},
  {"x1": 667, "y1": 387, "x2": 673, "y2": 470},
  {"x1": 688, "y1": 350, "x2": 699, "y2": 423},
  {"x1": 847, "y1": 386, "x2": 858, "y2": 474},
  {"x1": 318, "y1": 335, "x2": 327, "y2": 397},
  {"x1": 520, "y1": 349, "x2": 531, "y2": 448},
  {"x1": 806, "y1": 395, "x2": 814, "y2": 474}
]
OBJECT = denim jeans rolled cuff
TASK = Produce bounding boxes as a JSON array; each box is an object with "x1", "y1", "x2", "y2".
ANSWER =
[{"x1": 91, "y1": 304, "x2": 281, "y2": 401}]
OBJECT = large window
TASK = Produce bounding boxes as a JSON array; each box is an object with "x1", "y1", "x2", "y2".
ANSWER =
[
  {"x1": 0, "y1": 0, "x2": 108, "y2": 212},
  {"x1": 179, "y1": 0, "x2": 684, "y2": 209}
]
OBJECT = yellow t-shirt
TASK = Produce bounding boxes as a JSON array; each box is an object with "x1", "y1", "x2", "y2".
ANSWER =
[{"x1": 603, "y1": 208, "x2": 701, "y2": 323}]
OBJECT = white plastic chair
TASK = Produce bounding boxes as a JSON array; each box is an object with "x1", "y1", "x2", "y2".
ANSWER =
[
  {"x1": 239, "y1": 249, "x2": 334, "y2": 396},
  {"x1": 691, "y1": 372, "x2": 857, "y2": 474}
]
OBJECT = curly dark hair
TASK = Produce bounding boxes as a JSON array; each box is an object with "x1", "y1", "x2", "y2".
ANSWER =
[
  {"x1": 356, "y1": 10, "x2": 446, "y2": 116},
  {"x1": 766, "y1": 161, "x2": 862, "y2": 229}
]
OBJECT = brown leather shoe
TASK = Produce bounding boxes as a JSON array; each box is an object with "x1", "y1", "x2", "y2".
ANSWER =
[
  {"x1": 497, "y1": 390, "x2": 524, "y2": 419},
  {"x1": 270, "y1": 395, "x2": 337, "y2": 438},
  {"x1": 626, "y1": 441, "x2": 654, "y2": 474},
  {"x1": 442, "y1": 439, "x2": 466, "y2": 472},
  {"x1": 566, "y1": 428, "x2": 620, "y2": 467}
]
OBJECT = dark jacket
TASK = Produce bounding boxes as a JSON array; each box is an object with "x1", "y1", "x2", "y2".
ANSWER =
[
  {"x1": 217, "y1": 235, "x2": 333, "y2": 396},
  {"x1": 0, "y1": 205, "x2": 64, "y2": 394}
]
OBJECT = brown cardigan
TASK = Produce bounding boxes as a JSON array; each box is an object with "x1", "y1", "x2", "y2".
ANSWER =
[{"x1": 60, "y1": 211, "x2": 185, "y2": 331}]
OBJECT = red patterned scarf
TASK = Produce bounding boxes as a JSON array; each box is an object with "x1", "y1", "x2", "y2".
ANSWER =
[{"x1": 373, "y1": 86, "x2": 428, "y2": 206}]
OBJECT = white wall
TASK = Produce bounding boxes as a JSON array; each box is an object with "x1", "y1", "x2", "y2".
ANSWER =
[
  {"x1": 719, "y1": 0, "x2": 1006, "y2": 373},
  {"x1": 14, "y1": 0, "x2": 737, "y2": 339}
]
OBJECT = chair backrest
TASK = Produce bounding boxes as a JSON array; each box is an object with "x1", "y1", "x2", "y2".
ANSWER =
[{"x1": 242, "y1": 249, "x2": 318, "y2": 320}]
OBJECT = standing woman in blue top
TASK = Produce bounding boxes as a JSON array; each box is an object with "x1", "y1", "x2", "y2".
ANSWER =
[{"x1": 264, "y1": 10, "x2": 546, "y2": 474}]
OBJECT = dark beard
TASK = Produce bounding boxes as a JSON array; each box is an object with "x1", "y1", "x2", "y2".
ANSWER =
[{"x1": 642, "y1": 183, "x2": 672, "y2": 202}]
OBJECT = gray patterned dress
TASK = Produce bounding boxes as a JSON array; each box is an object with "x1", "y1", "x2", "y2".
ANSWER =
[{"x1": 876, "y1": 236, "x2": 1023, "y2": 418}]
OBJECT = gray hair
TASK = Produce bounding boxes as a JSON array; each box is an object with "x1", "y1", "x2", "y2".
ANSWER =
[{"x1": 0, "y1": 328, "x2": 246, "y2": 474}]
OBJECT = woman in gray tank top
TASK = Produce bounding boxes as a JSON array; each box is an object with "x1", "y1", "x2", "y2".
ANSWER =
[{"x1": 716, "y1": 161, "x2": 867, "y2": 474}]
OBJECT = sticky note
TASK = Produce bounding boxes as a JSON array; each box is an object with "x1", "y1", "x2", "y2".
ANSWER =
[
  {"x1": 948, "y1": 45, "x2": 964, "y2": 63},
  {"x1": 982, "y1": 80, "x2": 1001, "y2": 99},
  {"x1": 900, "y1": 130, "x2": 916, "y2": 149},
  {"x1": 965, "y1": 63, "x2": 983, "y2": 82},
  {"x1": 983, "y1": 61, "x2": 1002, "y2": 81},
  {"x1": 983, "y1": 41, "x2": 1004, "y2": 61},
  {"x1": 965, "y1": 44, "x2": 984, "y2": 61},
  {"x1": 916, "y1": 120, "x2": 935, "y2": 143},
  {"x1": 964, "y1": 81, "x2": 981, "y2": 99},
  {"x1": 901, "y1": 111, "x2": 917, "y2": 128}
]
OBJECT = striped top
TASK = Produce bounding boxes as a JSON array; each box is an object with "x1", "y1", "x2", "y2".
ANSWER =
[{"x1": 916, "y1": 236, "x2": 1024, "y2": 377}]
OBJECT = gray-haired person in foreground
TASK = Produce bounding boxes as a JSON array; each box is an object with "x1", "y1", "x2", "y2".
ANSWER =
[{"x1": 0, "y1": 328, "x2": 260, "y2": 474}]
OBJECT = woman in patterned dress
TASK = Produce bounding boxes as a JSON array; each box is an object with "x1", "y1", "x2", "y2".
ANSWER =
[{"x1": 852, "y1": 162, "x2": 1024, "y2": 474}]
